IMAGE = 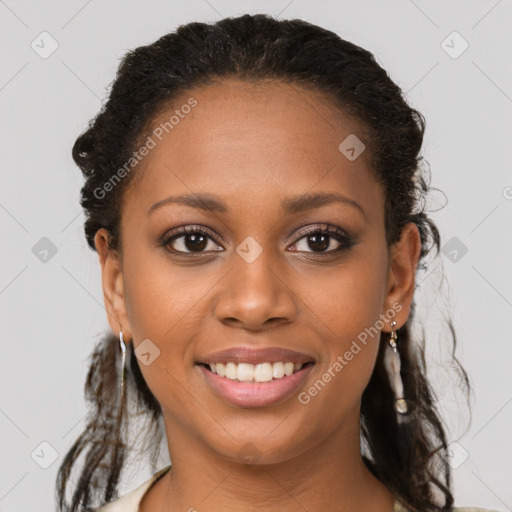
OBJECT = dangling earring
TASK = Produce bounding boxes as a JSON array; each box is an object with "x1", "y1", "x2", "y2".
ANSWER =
[
  {"x1": 118, "y1": 330, "x2": 127, "y2": 409},
  {"x1": 383, "y1": 321, "x2": 409, "y2": 421}
]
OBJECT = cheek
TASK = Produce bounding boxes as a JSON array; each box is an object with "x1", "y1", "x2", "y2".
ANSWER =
[
  {"x1": 123, "y1": 249, "x2": 212, "y2": 340},
  {"x1": 121, "y1": 251, "x2": 219, "y2": 408},
  {"x1": 298, "y1": 252, "x2": 388, "y2": 345},
  {"x1": 296, "y1": 255, "x2": 387, "y2": 411}
]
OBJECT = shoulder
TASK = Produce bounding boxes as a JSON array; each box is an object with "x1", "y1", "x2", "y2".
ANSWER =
[{"x1": 97, "y1": 465, "x2": 172, "y2": 512}]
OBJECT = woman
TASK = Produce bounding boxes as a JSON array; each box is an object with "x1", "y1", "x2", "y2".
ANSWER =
[{"x1": 55, "y1": 13, "x2": 498, "y2": 512}]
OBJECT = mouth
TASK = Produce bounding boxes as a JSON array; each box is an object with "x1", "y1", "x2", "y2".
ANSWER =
[{"x1": 195, "y1": 347, "x2": 316, "y2": 407}]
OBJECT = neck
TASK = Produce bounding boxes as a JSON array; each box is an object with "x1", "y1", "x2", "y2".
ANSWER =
[{"x1": 141, "y1": 408, "x2": 395, "y2": 512}]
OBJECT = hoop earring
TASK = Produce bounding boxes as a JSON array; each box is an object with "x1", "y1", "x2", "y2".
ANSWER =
[
  {"x1": 383, "y1": 321, "x2": 409, "y2": 421},
  {"x1": 118, "y1": 330, "x2": 127, "y2": 408}
]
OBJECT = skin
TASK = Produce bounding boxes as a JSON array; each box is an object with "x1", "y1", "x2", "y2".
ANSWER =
[{"x1": 95, "y1": 79, "x2": 421, "y2": 512}]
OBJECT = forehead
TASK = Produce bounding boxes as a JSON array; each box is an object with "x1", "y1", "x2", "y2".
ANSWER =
[
  {"x1": 146, "y1": 78, "x2": 366, "y2": 168},
  {"x1": 122, "y1": 79, "x2": 383, "y2": 223}
]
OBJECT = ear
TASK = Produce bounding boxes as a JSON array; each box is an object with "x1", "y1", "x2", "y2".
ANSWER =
[
  {"x1": 94, "y1": 228, "x2": 132, "y2": 342},
  {"x1": 382, "y1": 222, "x2": 422, "y2": 332}
]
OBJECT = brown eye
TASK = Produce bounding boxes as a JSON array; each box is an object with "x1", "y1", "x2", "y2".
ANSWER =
[
  {"x1": 161, "y1": 226, "x2": 223, "y2": 254},
  {"x1": 289, "y1": 225, "x2": 356, "y2": 255},
  {"x1": 296, "y1": 232, "x2": 337, "y2": 252}
]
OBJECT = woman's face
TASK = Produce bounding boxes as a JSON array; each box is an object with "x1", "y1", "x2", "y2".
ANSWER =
[{"x1": 96, "y1": 79, "x2": 420, "y2": 465}]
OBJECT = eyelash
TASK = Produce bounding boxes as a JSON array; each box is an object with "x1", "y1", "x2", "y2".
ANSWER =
[{"x1": 159, "y1": 224, "x2": 357, "y2": 258}]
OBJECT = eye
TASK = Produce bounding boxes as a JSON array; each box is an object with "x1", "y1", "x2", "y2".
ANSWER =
[
  {"x1": 288, "y1": 225, "x2": 356, "y2": 255},
  {"x1": 159, "y1": 224, "x2": 357, "y2": 257},
  {"x1": 160, "y1": 225, "x2": 223, "y2": 255}
]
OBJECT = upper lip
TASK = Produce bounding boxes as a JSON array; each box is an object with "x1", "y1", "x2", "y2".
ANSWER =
[{"x1": 198, "y1": 346, "x2": 316, "y2": 365}]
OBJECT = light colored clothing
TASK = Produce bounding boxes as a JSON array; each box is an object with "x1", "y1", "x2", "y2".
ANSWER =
[
  {"x1": 98, "y1": 465, "x2": 171, "y2": 512},
  {"x1": 97, "y1": 464, "x2": 501, "y2": 512}
]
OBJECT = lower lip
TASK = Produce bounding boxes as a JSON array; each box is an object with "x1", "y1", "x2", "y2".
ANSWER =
[{"x1": 198, "y1": 363, "x2": 314, "y2": 407}]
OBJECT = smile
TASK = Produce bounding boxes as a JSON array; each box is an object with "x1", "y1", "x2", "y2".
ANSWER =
[{"x1": 197, "y1": 361, "x2": 315, "y2": 407}]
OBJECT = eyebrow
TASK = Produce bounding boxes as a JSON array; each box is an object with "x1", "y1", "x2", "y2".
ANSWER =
[{"x1": 147, "y1": 192, "x2": 366, "y2": 220}]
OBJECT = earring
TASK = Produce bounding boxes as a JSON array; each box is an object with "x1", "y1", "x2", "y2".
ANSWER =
[
  {"x1": 118, "y1": 330, "x2": 127, "y2": 408},
  {"x1": 383, "y1": 321, "x2": 409, "y2": 420}
]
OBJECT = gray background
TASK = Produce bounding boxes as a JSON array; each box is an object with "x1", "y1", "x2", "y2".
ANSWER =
[{"x1": 0, "y1": 0, "x2": 511, "y2": 511}]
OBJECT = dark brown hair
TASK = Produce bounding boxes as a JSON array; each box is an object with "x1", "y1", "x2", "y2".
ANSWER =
[{"x1": 56, "y1": 13, "x2": 470, "y2": 512}]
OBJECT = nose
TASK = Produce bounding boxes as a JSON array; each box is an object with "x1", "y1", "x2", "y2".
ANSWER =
[{"x1": 213, "y1": 247, "x2": 297, "y2": 331}]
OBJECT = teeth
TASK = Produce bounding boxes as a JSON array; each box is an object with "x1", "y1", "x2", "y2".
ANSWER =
[{"x1": 207, "y1": 361, "x2": 307, "y2": 382}]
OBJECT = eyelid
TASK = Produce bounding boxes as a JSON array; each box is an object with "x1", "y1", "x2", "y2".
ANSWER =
[{"x1": 293, "y1": 223, "x2": 352, "y2": 240}]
